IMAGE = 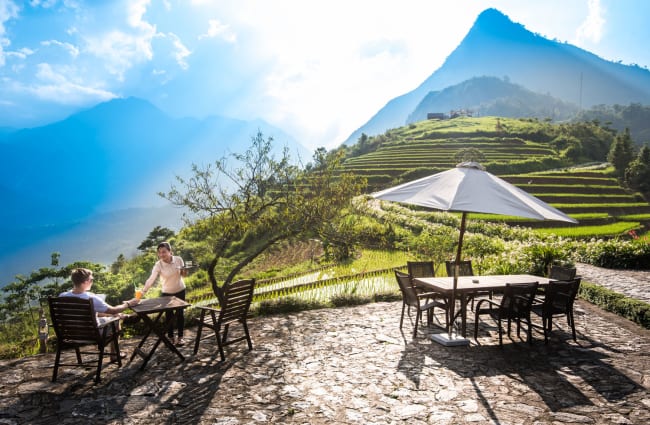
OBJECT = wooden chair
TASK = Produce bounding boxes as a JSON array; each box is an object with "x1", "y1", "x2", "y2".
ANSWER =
[
  {"x1": 445, "y1": 260, "x2": 490, "y2": 311},
  {"x1": 193, "y1": 279, "x2": 255, "y2": 361},
  {"x1": 395, "y1": 270, "x2": 448, "y2": 337},
  {"x1": 532, "y1": 278, "x2": 581, "y2": 343},
  {"x1": 48, "y1": 296, "x2": 122, "y2": 383},
  {"x1": 473, "y1": 281, "x2": 539, "y2": 346}
]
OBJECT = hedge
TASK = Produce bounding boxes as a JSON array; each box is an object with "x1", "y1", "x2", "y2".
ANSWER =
[{"x1": 579, "y1": 281, "x2": 650, "y2": 329}]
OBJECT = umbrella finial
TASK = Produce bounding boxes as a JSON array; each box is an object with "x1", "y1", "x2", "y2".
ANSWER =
[{"x1": 456, "y1": 161, "x2": 485, "y2": 171}]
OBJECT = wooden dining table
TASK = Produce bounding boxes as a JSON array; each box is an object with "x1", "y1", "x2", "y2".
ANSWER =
[
  {"x1": 413, "y1": 274, "x2": 551, "y2": 337},
  {"x1": 128, "y1": 296, "x2": 191, "y2": 370}
]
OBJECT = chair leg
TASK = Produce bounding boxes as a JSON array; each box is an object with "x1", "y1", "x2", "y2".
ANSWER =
[
  {"x1": 413, "y1": 310, "x2": 420, "y2": 338},
  {"x1": 242, "y1": 320, "x2": 253, "y2": 351},
  {"x1": 526, "y1": 318, "x2": 533, "y2": 344},
  {"x1": 542, "y1": 316, "x2": 549, "y2": 344},
  {"x1": 399, "y1": 303, "x2": 406, "y2": 329},
  {"x1": 95, "y1": 346, "x2": 105, "y2": 383},
  {"x1": 497, "y1": 319, "x2": 503, "y2": 347},
  {"x1": 568, "y1": 311, "x2": 577, "y2": 341},
  {"x1": 193, "y1": 311, "x2": 206, "y2": 354},
  {"x1": 216, "y1": 326, "x2": 226, "y2": 362},
  {"x1": 52, "y1": 347, "x2": 62, "y2": 382}
]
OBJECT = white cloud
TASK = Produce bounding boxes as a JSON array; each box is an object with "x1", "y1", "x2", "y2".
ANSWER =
[
  {"x1": 29, "y1": 0, "x2": 57, "y2": 7},
  {"x1": 29, "y1": 62, "x2": 116, "y2": 103},
  {"x1": 41, "y1": 39, "x2": 79, "y2": 57},
  {"x1": 166, "y1": 32, "x2": 190, "y2": 70},
  {"x1": 198, "y1": 19, "x2": 236, "y2": 43},
  {"x1": 6, "y1": 47, "x2": 34, "y2": 59},
  {"x1": 0, "y1": 0, "x2": 20, "y2": 67},
  {"x1": 82, "y1": 1, "x2": 157, "y2": 81},
  {"x1": 575, "y1": 0, "x2": 605, "y2": 44}
]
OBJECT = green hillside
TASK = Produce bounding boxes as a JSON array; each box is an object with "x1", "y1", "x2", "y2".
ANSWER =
[{"x1": 340, "y1": 116, "x2": 650, "y2": 238}]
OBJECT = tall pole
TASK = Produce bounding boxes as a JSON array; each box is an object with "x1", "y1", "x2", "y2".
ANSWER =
[{"x1": 448, "y1": 211, "x2": 467, "y2": 337}]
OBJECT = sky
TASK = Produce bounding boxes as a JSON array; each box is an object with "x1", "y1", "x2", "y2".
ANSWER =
[{"x1": 1, "y1": 0, "x2": 649, "y2": 151}]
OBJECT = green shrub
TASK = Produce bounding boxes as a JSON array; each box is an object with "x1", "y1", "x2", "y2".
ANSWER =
[
  {"x1": 579, "y1": 282, "x2": 650, "y2": 329},
  {"x1": 576, "y1": 238, "x2": 650, "y2": 269}
]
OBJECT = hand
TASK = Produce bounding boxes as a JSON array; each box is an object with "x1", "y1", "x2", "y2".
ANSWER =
[{"x1": 128, "y1": 297, "x2": 141, "y2": 306}]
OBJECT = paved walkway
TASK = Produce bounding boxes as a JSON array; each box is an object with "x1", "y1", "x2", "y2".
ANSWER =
[
  {"x1": 1, "y1": 265, "x2": 649, "y2": 424},
  {"x1": 576, "y1": 262, "x2": 650, "y2": 304}
]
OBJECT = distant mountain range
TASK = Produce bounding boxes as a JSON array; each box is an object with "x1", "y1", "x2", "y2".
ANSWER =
[
  {"x1": 344, "y1": 8, "x2": 650, "y2": 145},
  {"x1": 0, "y1": 98, "x2": 309, "y2": 284},
  {"x1": 407, "y1": 76, "x2": 580, "y2": 122}
]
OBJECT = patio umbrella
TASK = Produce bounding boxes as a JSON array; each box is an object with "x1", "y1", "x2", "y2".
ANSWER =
[{"x1": 372, "y1": 161, "x2": 577, "y2": 344}]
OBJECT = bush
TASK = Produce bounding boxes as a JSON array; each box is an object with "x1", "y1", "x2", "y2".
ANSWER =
[
  {"x1": 576, "y1": 238, "x2": 650, "y2": 269},
  {"x1": 579, "y1": 282, "x2": 650, "y2": 329}
]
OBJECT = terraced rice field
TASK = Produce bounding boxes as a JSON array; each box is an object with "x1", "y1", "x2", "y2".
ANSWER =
[{"x1": 341, "y1": 116, "x2": 650, "y2": 238}]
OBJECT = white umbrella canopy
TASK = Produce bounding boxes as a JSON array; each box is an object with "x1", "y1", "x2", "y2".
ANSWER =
[
  {"x1": 372, "y1": 161, "x2": 578, "y2": 223},
  {"x1": 372, "y1": 161, "x2": 577, "y2": 343}
]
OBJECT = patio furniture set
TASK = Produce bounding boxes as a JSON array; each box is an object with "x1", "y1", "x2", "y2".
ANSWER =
[
  {"x1": 47, "y1": 279, "x2": 255, "y2": 383},
  {"x1": 398, "y1": 260, "x2": 581, "y2": 346}
]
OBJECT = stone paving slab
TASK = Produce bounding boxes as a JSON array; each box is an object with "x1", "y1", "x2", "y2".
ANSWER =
[{"x1": 1, "y1": 297, "x2": 650, "y2": 424}]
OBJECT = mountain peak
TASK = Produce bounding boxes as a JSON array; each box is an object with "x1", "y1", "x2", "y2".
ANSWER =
[{"x1": 466, "y1": 8, "x2": 531, "y2": 41}]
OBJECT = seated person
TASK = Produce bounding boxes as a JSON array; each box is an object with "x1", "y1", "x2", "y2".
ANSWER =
[{"x1": 60, "y1": 267, "x2": 140, "y2": 359}]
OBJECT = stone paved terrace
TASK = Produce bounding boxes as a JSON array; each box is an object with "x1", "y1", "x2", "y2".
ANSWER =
[{"x1": 1, "y1": 265, "x2": 650, "y2": 424}]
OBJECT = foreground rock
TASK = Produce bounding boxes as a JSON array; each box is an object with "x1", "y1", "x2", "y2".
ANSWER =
[{"x1": 1, "y1": 298, "x2": 649, "y2": 424}]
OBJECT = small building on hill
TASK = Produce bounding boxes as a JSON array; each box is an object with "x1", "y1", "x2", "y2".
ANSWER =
[{"x1": 427, "y1": 112, "x2": 447, "y2": 120}]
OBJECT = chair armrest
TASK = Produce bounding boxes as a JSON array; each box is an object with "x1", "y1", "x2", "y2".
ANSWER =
[
  {"x1": 197, "y1": 305, "x2": 221, "y2": 313},
  {"x1": 97, "y1": 315, "x2": 121, "y2": 329},
  {"x1": 474, "y1": 298, "x2": 499, "y2": 311},
  {"x1": 417, "y1": 291, "x2": 443, "y2": 299}
]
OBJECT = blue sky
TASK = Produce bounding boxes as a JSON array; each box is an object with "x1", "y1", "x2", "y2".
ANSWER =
[{"x1": 1, "y1": 0, "x2": 649, "y2": 151}]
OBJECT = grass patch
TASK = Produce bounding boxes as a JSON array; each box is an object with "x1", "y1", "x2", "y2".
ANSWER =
[
  {"x1": 618, "y1": 213, "x2": 650, "y2": 220},
  {"x1": 534, "y1": 221, "x2": 640, "y2": 238}
]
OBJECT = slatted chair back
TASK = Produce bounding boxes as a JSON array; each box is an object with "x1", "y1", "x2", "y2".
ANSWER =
[
  {"x1": 548, "y1": 265, "x2": 577, "y2": 281},
  {"x1": 535, "y1": 278, "x2": 582, "y2": 342},
  {"x1": 407, "y1": 261, "x2": 435, "y2": 279},
  {"x1": 445, "y1": 260, "x2": 474, "y2": 277},
  {"x1": 48, "y1": 296, "x2": 121, "y2": 383},
  {"x1": 193, "y1": 279, "x2": 255, "y2": 361}
]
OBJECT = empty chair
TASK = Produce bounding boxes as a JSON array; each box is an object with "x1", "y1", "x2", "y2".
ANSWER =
[
  {"x1": 395, "y1": 270, "x2": 448, "y2": 337},
  {"x1": 445, "y1": 260, "x2": 474, "y2": 277},
  {"x1": 193, "y1": 279, "x2": 255, "y2": 361},
  {"x1": 407, "y1": 261, "x2": 435, "y2": 280},
  {"x1": 549, "y1": 265, "x2": 577, "y2": 280},
  {"x1": 474, "y1": 281, "x2": 539, "y2": 346},
  {"x1": 532, "y1": 278, "x2": 582, "y2": 343},
  {"x1": 48, "y1": 296, "x2": 122, "y2": 383}
]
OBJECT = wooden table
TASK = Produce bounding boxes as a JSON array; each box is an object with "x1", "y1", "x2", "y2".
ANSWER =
[
  {"x1": 129, "y1": 296, "x2": 191, "y2": 370},
  {"x1": 413, "y1": 274, "x2": 550, "y2": 337}
]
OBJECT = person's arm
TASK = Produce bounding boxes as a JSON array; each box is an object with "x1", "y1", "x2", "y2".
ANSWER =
[
  {"x1": 142, "y1": 263, "x2": 160, "y2": 294},
  {"x1": 179, "y1": 257, "x2": 188, "y2": 277},
  {"x1": 104, "y1": 298, "x2": 140, "y2": 315}
]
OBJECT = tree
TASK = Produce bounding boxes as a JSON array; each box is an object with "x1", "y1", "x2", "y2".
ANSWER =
[
  {"x1": 137, "y1": 226, "x2": 176, "y2": 252},
  {"x1": 625, "y1": 144, "x2": 650, "y2": 194},
  {"x1": 161, "y1": 131, "x2": 365, "y2": 300},
  {"x1": 453, "y1": 147, "x2": 486, "y2": 163},
  {"x1": 608, "y1": 128, "x2": 634, "y2": 178}
]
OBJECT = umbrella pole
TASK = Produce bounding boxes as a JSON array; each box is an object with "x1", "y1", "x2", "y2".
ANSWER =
[{"x1": 448, "y1": 212, "x2": 467, "y2": 338}]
